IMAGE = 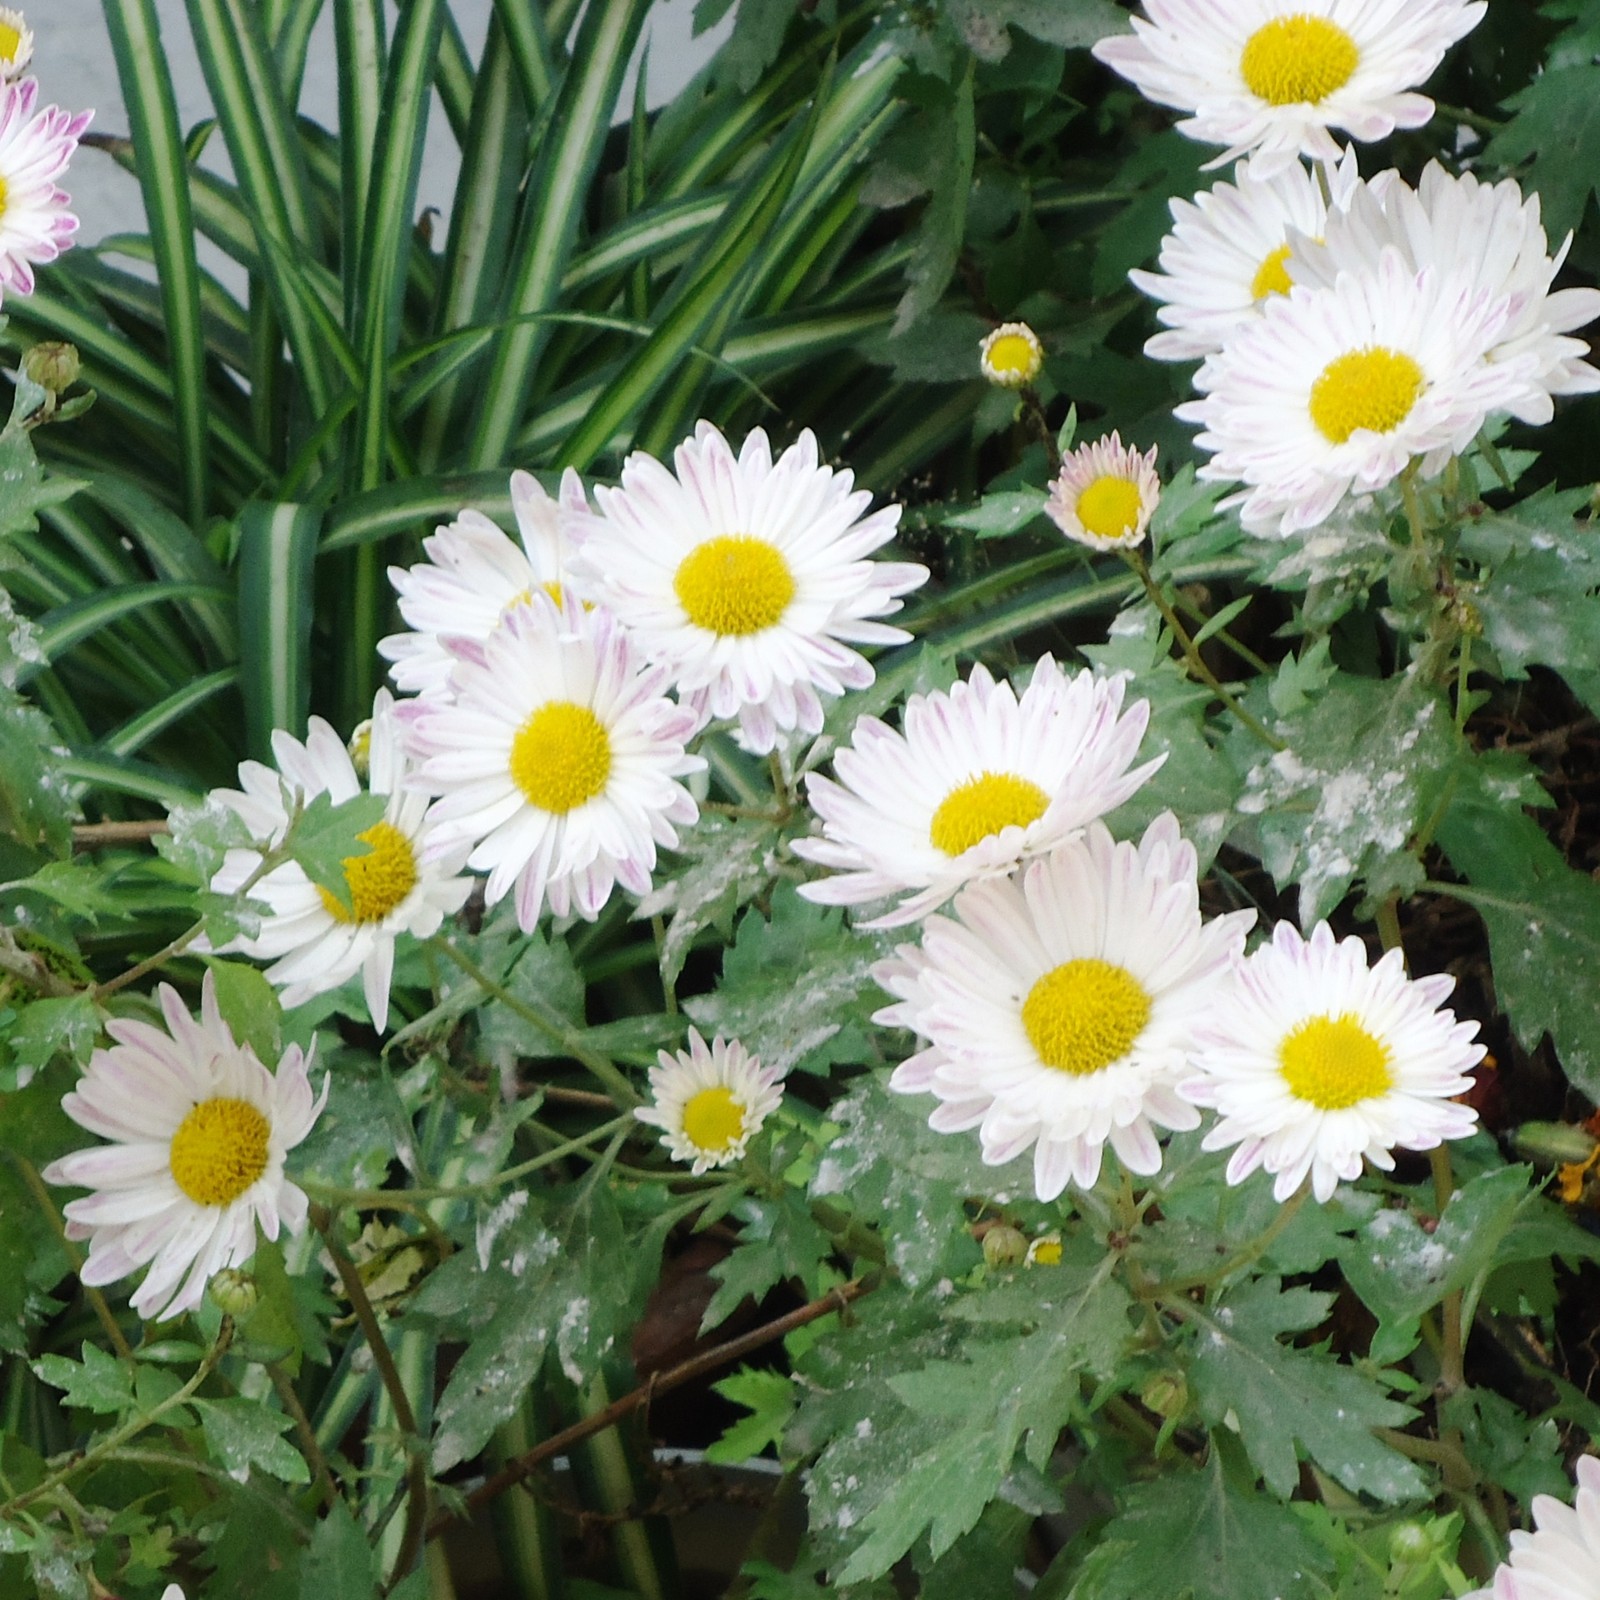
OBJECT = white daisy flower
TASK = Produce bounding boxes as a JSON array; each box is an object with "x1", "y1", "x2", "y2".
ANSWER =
[
  {"x1": 794, "y1": 657, "x2": 1162, "y2": 927},
  {"x1": 1177, "y1": 248, "x2": 1529, "y2": 535},
  {"x1": 1181, "y1": 920, "x2": 1482, "y2": 1203},
  {"x1": 42, "y1": 971, "x2": 327, "y2": 1322},
  {"x1": 0, "y1": 78, "x2": 91, "y2": 303},
  {"x1": 635, "y1": 1029, "x2": 784, "y2": 1173},
  {"x1": 1463, "y1": 1455, "x2": 1600, "y2": 1600},
  {"x1": 1044, "y1": 432, "x2": 1161, "y2": 551},
  {"x1": 1132, "y1": 149, "x2": 1360, "y2": 363},
  {"x1": 400, "y1": 591, "x2": 704, "y2": 930},
  {"x1": 980, "y1": 322, "x2": 1044, "y2": 387},
  {"x1": 379, "y1": 468, "x2": 595, "y2": 695},
  {"x1": 875, "y1": 816, "x2": 1254, "y2": 1201},
  {"x1": 1092, "y1": 0, "x2": 1486, "y2": 174},
  {"x1": 1291, "y1": 163, "x2": 1600, "y2": 426},
  {"x1": 0, "y1": 9, "x2": 34, "y2": 79},
  {"x1": 573, "y1": 421, "x2": 928, "y2": 754},
  {"x1": 205, "y1": 690, "x2": 474, "y2": 1032}
]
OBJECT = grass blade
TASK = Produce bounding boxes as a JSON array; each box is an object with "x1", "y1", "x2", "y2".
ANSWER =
[
  {"x1": 334, "y1": 0, "x2": 386, "y2": 325},
  {"x1": 237, "y1": 501, "x2": 321, "y2": 755},
  {"x1": 321, "y1": 472, "x2": 516, "y2": 553},
  {"x1": 101, "y1": 0, "x2": 211, "y2": 527}
]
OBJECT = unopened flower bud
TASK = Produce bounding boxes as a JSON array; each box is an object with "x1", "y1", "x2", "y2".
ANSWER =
[
  {"x1": 348, "y1": 718, "x2": 373, "y2": 779},
  {"x1": 1387, "y1": 1521, "x2": 1434, "y2": 1565},
  {"x1": 1025, "y1": 1231, "x2": 1063, "y2": 1267},
  {"x1": 982, "y1": 1223, "x2": 1028, "y2": 1269},
  {"x1": 22, "y1": 341, "x2": 80, "y2": 395},
  {"x1": 979, "y1": 322, "x2": 1044, "y2": 388},
  {"x1": 1140, "y1": 1371, "x2": 1189, "y2": 1421},
  {"x1": 208, "y1": 1268, "x2": 259, "y2": 1319}
]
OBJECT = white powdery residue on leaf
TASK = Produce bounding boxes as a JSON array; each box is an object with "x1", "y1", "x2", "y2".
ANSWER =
[
  {"x1": 475, "y1": 1189, "x2": 530, "y2": 1271},
  {"x1": 557, "y1": 1297, "x2": 605, "y2": 1386},
  {"x1": 507, "y1": 1229, "x2": 561, "y2": 1281}
]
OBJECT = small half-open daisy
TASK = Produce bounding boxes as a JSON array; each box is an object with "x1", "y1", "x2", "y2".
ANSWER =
[
  {"x1": 1093, "y1": 0, "x2": 1486, "y2": 173},
  {"x1": 875, "y1": 816, "x2": 1254, "y2": 1200},
  {"x1": 1291, "y1": 163, "x2": 1600, "y2": 426},
  {"x1": 1181, "y1": 920, "x2": 1482, "y2": 1203},
  {"x1": 795, "y1": 658, "x2": 1161, "y2": 927},
  {"x1": 205, "y1": 690, "x2": 474, "y2": 1031},
  {"x1": 401, "y1": 591, "x2": 703, "y2": 930},
  {"x1": 0, "y1": 78, "x2": 90, "y2": 303},
  {"x1": 1132, "y1": 149, "x2": 1359, "y2": 362},
  {"x1": 1045, "y1": 432, "x2": 1161, "y2": 551},
  {"x1": 980, "y1": 322, "x2": 1044, "y2": 387},
  {"x1": 574, "y1": 422, "x2": 928, "y2": 753},
  {"x1": 42, "y1": 971, "x2": 327, "y2": 1321},
  {"x1": 1463, "y1": 1455, "x2": 1600, "y2": 1600},
  {"x1": 380, "y1": 468, "x2": 595, "y2": 695},
  {"x1": 1178, "y1": 247, "x2": 1526, "y2": 535},
  {"x1": 635, "y1": 1030, "x2": 784, "y2": 1173},
  {"x1": 0, "y1": 9, "x2": 34, "y2": 79}
]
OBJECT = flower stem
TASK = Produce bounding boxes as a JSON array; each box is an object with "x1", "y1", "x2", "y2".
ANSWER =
[{"x1": 1123, "y1": 550, "x2": 1285, "y2": 750}]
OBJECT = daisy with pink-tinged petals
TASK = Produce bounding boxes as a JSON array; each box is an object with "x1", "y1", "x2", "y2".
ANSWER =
[
  {"x1": 795, "y1": 658, "x2": 1162, "y2": 927},
  {"x1": 573, "y1": 421, "x2": 928, "y2": 754},
  {"x1": 379, "y1": 468, "x2": 597, "y2": 695},
  {"x1": 1045, "y1": 432, "x2": 1161, "y2": 551},
  {"x1": 1182, "y1": 920, "x2": 1482, "y2": 1203},
  {"x1": 1464, "y1": 1455, "x2": 1600, "y2": 1600},
  {"x1": 635, "y1": 1030, "x2": 784, "y2": 1174},
  {"x1": 402, "y1": 592, "x2": 704, "y2": 930},
  {"x1": 0, "y1": 9, "x2": 34, "y2": 80},
  {"x1": 875, "y1": 816, "x2": 1254, "y2": 1201},
  {"x1": 43, "y1": 971, "x2": 327, "y2": 1322},
  {"x1": 0, "y1": 78, "x2": 91, "y2": 303}
]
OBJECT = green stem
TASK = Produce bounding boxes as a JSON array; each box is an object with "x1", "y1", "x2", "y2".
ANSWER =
[
  {"x1": 268, "y1": 1360, "x2": 340, "y2": 1511},
  {"x1": 1455, "y1": 632, "x2": 1474, "y2": 736},
  {"x1": 1375, "y1": 897, "x2": 1403, "y2": 957},
  {"x1": 1430, "y1": 1146, "x2": 1466, "y2": 1395},
  {"x1": 1, "y1": 1321, "x2": 234, "y2": 1517},
  {"x1": 1401, "y1": 462, "x2": 1428, "y2": 549},
  {"x1": 1125, "y1": 550, "x2": 1285, "y2": 751},
  {"x1": 1173, "y1": 591, "x2": 1272, "y2": 673},
  {"x1": 428, "y1": 936, "x2": 640, "y2": 1106}
]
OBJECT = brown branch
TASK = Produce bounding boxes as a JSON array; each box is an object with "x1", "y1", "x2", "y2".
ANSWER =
[
  {"x1": 72, "y1": 820, "x2": 170, "y2": 851},
  {"x1": 425, "y1": 1278, "x2": 871, "y2": 1542}
]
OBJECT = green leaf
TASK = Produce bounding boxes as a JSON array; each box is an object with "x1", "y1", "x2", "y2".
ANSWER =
[
  {"x1": 6, "y1": 994, "x2": 101, "y2": 1081},
  {"x1": 1440, "y1": 1387, "x2": 1570, "y2": 1506},
  {"x1": 684, "y1": 885, "x2": 883, "y2": 1078},
  {"x1": 1183, "y1": 1277, "x2": 1426, "y2": 1503},
  {"x1": 473, "y1": 927, "x2": 587, "y2": 1069},
  {"x1": 281, "y1": 790, "x2": 388, "y2": 914},
  {"x1": 706, "y1": 1368, "x2": 797, "y2": 1463},
  {"x1": 236, "y1": 501, "x2": 320, "y2": 758},
  {"x1": 809, "y1": 1073, "x2": 992, "y2": 1288},
  {"x1": 1067, "y1": 1439, "x2": 1334, "y2": 1600},
  {"x1": 2, "y1": 860, "x2": 125, "y2": 923},
  {"x1": 195, "y1": 1396, "x2": 311, "y2": 1483},
  {"x1": 943, "y1": 488, "x2": 1049, "y2": 539},
  {"x1": 1471, "y1": 547, "x2": 1600, "y2": 715},
  {"x1": 702, "y1": 1191, "x2": 835, "y2": 1332},
  {"x1": 297, "y1": 1501, "x2": 378, "y2": 1600},
  {"x1": 32, "y1": 1343, "x2": 135, "y2": 1415},
  {"x1": 1487, "y1": 61, "x2": 1600, "y2": 239},
  {"x1": 1436, "y1": 766, "x2": 1600, "y2": 1103},
  {"x1": 992, "y1": 0, "x2": 1124, "y2": 49},
  {"x1": 202, "y1": 959, "x2": 284, "y2": 1065},
  {"x1": 893, "y1": 61, "x2": 975, "y2": 335}
]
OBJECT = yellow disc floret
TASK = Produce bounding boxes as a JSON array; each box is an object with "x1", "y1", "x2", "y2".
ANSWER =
[
  {"x1": 1022, "y1": 958, "x2": 1152, "y2": 1076},
  {"x1": 1240, "y1": 15, "x2": 1360, "y2": 106},
  {"x1": 1309, "y1": 347, "x2": 1425, "y2": 444},
  {"x1": 674, "y1": 535, "x2": 796, "y2": 636},
  {"x1": 1278, "y1": 1013, "x2": 1393, "y2": 1109},
  {"x1": 510, "y1": 701, "x2": 613, "y2": 813},
  {"x1": 318, "y1": 820, "x2": 419, "y2": 924},
  {"x1": 682, "y1": 1085, "x2": 746, "y2": 1154},
  {"x1": 1075, "y1": 475, "x2": 1145, "y2": 542},
  {"x1": 169, "y1": 1097, "x2": 272, "y2": 1206},
  {"x1": 929, "y1": 772, "x2": 1050, "y2": 857},
  {"x1": 0, "y1": 23, "x2": 19, "y2": 64},
  {"x1": 980, "y1": 325, "x2": 1044, "y2": 387},
  {"x1": 1251, "y1": 243, "x2": 1294, "y2": 300},
  {"x1": 0, "y1": 175, "x2": 9, "y2": 223}
]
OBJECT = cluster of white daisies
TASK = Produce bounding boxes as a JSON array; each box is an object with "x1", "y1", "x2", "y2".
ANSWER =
[
  {"x1": 1094, "y1": 0, "x2": 1600, "y2": 536},
  {"x1": 0, "y1": 9, "x2": 90, "y2": 306}
]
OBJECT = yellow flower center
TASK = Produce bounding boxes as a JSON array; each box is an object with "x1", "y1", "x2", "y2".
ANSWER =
[
  {"x1": 673, "y1": 535, "x2": 795, "y2": 636},
  {"x1": 1075, "y1": 475, "x2": 1144, "y2": 542},
  {"x1": 317, "y1": 820, "x2": 419, "y2": 924},
  {"x1": 0, "y1": 23, "x2": 19, "y2": 63},
  {"x1": 0, "y1": 175, "x2": 9, "y2": 222},
  {"x1": 1240, "y1": 15, "x2": 1360, "y2": 106},
  {"x1": 169, "y1": 1097, "x2": 272, "y2": 1207},
  {"x1": 1028, "y1": 1235, "x2": 1063, "y2": 1266},
  {"x1": 1278, "y1": 1014, "x2": 1393, "y2": 1109},
  {"x1": 509, "y1": 700, "x2": 612, "y2": 813},
  {"x1": 1021, "y1": 958, "x2": 1152, "y2": 1077},
  {"x1": 983, "y1": 330, "x2": 1042, "y2": 383},
  {"x1": 1251, "y1": 243, "x2": 1294, "y2": 300},
  {"x1": 501, "y1": 580, "x2": 565, "y2": 619},
  {"x1": 1308, "y1": 347, "x2": 1424, "y2": 444},
  {"x1": 928, "y1": 772, "x2": 1050, "y2": 857},
  {"x1": 682, "y1": 1086, "x2": 745, "y2": 1153}
]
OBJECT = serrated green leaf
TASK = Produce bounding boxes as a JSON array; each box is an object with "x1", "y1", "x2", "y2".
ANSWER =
[
  {"x1": 297, "y1": 1500, "x2": 378, "y2": 1600},
  {"x1": 1487, "y1": 61, "x2": 1600, "y2": 239},
  {"x1": 195, "y1": 1396, "x2": 310, "y2": 1483},
  {"x1": 1184, "y1": 1277, "x2": 1426, "y2": 1502},
  {"x1": 32, "y1": 1343, "x2": 135, "y2": 1415},
  {"x1": 706, "y1": 1368, "x2": 797, "y2": 1463},
  {"x1": 944, "y1": 488, "x2": 1049, "y2": 538},
  {"x1": 281, "y1": 790, "x2": 388, "y2": 914},
  {"x1": 702, "y1": 1191, "x2": 834, "y2": 1333}
]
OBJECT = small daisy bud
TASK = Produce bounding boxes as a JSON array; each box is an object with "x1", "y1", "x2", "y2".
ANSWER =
[
  {"x1": 979, "y1": 322, "x2": 1044, "y2": 388},
  {"x1": 1139, "y1": 1371, "x2": 1189, "y2": 1421},
  {"x1": 348, "y1": 717, "x2": 373, "y2": 779},
  {"x1": 982, "y1": 1223, "x2": 1028, "y2": 1269},
  {"x1": 22, "y1": 341, "x2": 80, "y2": 395},
  {"x1": 1452, "y1": 597, "x2": 1483, "y2": 638},
  {"x1": 208, "y1": 1268, "x2": 260, "y2": 1320},
  {"x1": 0, "y1": 8, "x2": 34, "y2": 80},
  {"x1": 1386, "y1": 1521, "x2": 1434, "y2": 1565},
  {"x1": 1025, "y1": 1231, "x2": 1063, "y2": 1267},
  {"x1": 1045, "y1": 434, "x2": 1160, "y2": 552}
]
